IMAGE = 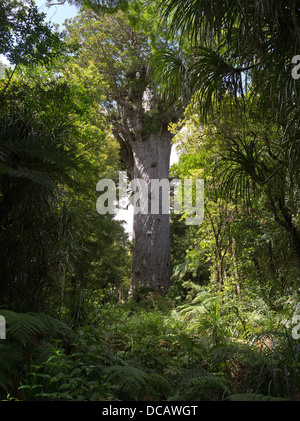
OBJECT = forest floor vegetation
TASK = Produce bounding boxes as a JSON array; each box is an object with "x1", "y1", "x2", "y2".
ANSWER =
[{"x1": 0, "y1": 282, "x2": 299, "y2": 402}]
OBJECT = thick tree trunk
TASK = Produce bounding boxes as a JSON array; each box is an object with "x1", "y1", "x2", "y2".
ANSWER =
[{"x1": 129, "y1": 130, "x2": 172, "y2": 295}]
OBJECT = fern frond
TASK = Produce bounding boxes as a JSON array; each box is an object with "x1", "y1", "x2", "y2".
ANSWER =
[
  {"x1": 168, "y1": 368, "x2": 231, "y2": 400},
  {"x1": 103, "y1": 364, "x2": 150, "y2": 399},
  {"x1": 211, "y1": 342, "x2": 269, "y2": 366},
  {"x1": 0, "y1": 310, "x2": 69, "y2": 346},
  {"x1": 0, "y1": 310, "x2": 70, "y2": 394}
]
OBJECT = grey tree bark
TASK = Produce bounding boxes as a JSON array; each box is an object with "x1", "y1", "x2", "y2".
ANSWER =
[
  {"x1": 112, "y1": 98, "x2": 173, "y2": 294},
  {"x1": 111, "y1": 81, "x2": 174, "y2": 294},
  {"x1": 129, "y1": 131, "x2": 172, "y2": 294}
]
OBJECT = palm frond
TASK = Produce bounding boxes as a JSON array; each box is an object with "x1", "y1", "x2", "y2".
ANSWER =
[
  {"x1": 158, "y1": 0, "x2": 300, "y2": 122},
  {"x1": 188, "y1": 46, "x2": 237, "y2": 117},
  {"x1": 150, "y1": 48, "x2": 190, "y2": 104},
  {"x1": 158, "y1": 0, "x2": 237, "y2": 42},
  {"x1": 151, "y1": 44, "x2": 247, "y2": 119},
  {"x1": 215, "y1": 134, "x2": 278, "y2": 205}
]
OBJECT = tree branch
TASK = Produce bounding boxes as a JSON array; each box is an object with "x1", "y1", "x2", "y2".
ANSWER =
[{"x1": 46, "y1": 1, "x2": 67, "y2": 6}]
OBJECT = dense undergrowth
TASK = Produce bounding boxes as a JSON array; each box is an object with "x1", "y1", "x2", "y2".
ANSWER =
[{"x1": 0, "y1": 282, "x2": 299, "y2": 401}]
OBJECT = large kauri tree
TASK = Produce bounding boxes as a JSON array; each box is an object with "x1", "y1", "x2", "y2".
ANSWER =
[{"x1": 66, "y1": 9, "x2": 180, "y2": 294}]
